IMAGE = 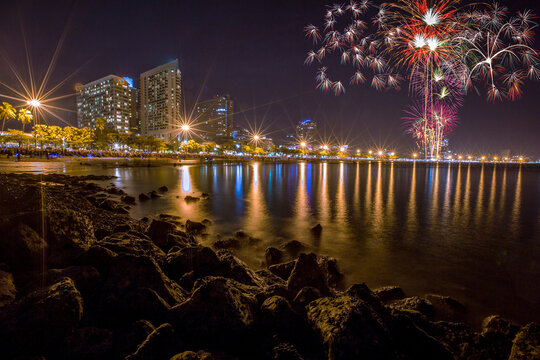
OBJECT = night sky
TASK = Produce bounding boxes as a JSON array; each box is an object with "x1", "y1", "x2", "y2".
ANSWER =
[{"x1": 0, "y1": 0, "x2": 539, "y2": 156}]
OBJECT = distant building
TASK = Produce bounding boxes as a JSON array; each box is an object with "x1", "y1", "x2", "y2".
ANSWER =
[
  {"x1": 296, "y1": 119, "x2": 317, "y2": 142},
  {"x1": 195, "y1": 95, "x2": 234, "y2": 141},
  {"x1": 76, "y1": 75, "x2": 137, "y2": 133},
  {"x1": 140, "y1": 60, "x2": 183, "y2": 139}
]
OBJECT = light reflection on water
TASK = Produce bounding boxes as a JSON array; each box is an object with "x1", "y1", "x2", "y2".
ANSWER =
[{"x1": 2, "y1": 159, "x2": 539, "y2": 325}]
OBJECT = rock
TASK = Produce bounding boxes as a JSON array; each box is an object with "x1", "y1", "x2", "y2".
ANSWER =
[
  {"x1": 121, "y1": 195, "x2": 136, "y2": 204},
  {"x1": 390, "y1": 296, "x2": 435, "y2": 317},
  {"x1": 113, "y1": 223, "x2": 132, "y2": 233},
  {"x1": 170, "y1": 351, "x2": 215, "y2": 359},
  {"x1": 260, "y1": 296, "x2": 312, "y2": 344},
  {"x1": 509, "y1": 323, "x2": 540, "y2": 360},
  {"x1": 94, "y1": 228, "x2": 111, "y2": 240},
  {"x1": 265, "y1": 247, "x2": 284, "y2": 266},
  {"x1": 310, "y1": 224, "x2": 323, "y2": 237},
  {"x1": 98, "y1": 254, "x2": 185, "y2": 325},
  {"x1": 0, "y1": 270, "x2": 16, "y2": 308},
  {"x1": 149, "y1": 190, "x2": 162, "y2": 199},
  {"x1": 167, "y1": 233, "x2": 197, "y2": 249},
  {"x1": 482, "y1": 315, "x2": 519, "y2": 336},
  {"x1": 2, "y1": 278, "x2": 83, "y2": 353},
  {"x1": 185, "y1": 220, "x2": 206, "y2": 234},
  {"x1": 373, "y1": 286, "x2": 406, "y2": 303},
  {"x1": 99, "y1": 232, "x2": 166, "y2": 264},
  {"x1": 168, "y1": 276, "x2": 259, "y2": 349},
  {"x1": 139, "y1": 193, "x2": 150, "y2": 201},
  {"x1": 283, "y1": 240, "x2": 306, "y2": 258},
  {"x1": 158, "y1": 185, "x2": 169, "y2": 192},
  {"x1": 113, "y1": 320, "x2": 155, "y2": 358},
  {"x1": 292, "y1": 286, "x2": 322, "y2": 312},
  {"x1": 201, "y1": 218, "x2": 212, "y2": 225},
  {"x1": 307, "y1": 291, "x2": 453, "y2": 360},
  {"x1": 165, "y1": 246, "x2": 221, "y2": 281},
  {"x1": 62, "y1": 327, "x2": 113, "y2": 360},
  {"x1": 272, "y1": 343, "x2": 305, "y2": 360},
  {"x1": 0, "y1": 222, "x2": 45, "y2": 271},
  {"x1": 96, "y1": 199, "x2": 121, "y2": 212},
  {"x1": 213, "y1": 238, "x2": 241, "y2": 249},
  {"x1": 47, "y1": 266, "x2": 101, "y2": 301},
  {"x1": 255, "y1": 269, "x2": 286, "y2": 288},
  {"x1": 216, "y1": 250, "x2": 265, "y2": 287},
  {"x1": 147, "y1": 219, "x2": 177, "y2": 249},
  {"x1": 127, "y1": 323, "x2": 180, "y2": 360},
  {"x1": 269, "y1": 260, "x2": 296, "y2": 280},
  {"x1": 46, "y1": 209, "x2": 96, "y2": 267},
  {"x1": 424, "y1": 294, "x2": 466, "y2": 322},
  {"x1": 318, "y1": 256, "x2": 344, "y2": 289},
  {"x1": 201, "y1": 192, "x2": 210, "y2": 199},
  {"x1": 184, "y1": 195, "x2": 200, "y2": 202},
  {"x1": 287, "y1": 253, "x2": 331, "y2": 297},
  {"x1": 235, "y1": 230, "x2": 248, "y2": 238}
]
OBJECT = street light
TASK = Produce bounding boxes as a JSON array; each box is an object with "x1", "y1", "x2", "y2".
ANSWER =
[
  {"x1": 300, "y1": 141, "x2": 306, "y2": 148},
  {"x1": 181, "y1": 124, "x2": 190, "y2": 132},
  {"x1": 253, "y1": 135, "x2": 260, "y2": 141},
  {"x1": 322, "y1": 145, "x2": 329, "y2": 151},
  {"x1": 378, "y1": 151, "x2": 383, "y2": 156},
  {"x1": 27, "y1": 99, "x2": 41, "y2": 108},
  {"x1": 340, "y1": 146, "x2": 345, "y2": 152},
  {"x1": 413, "y1": 153, "x2": 418, "y2": 158},
  {"x1": 368, "y1": 150, "x2": 373, "y2": 155}
]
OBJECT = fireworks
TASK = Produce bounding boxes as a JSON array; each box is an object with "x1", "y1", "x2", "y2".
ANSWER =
[{"x1": 305, "y1": 0, "x2": 540, "y2": 158}]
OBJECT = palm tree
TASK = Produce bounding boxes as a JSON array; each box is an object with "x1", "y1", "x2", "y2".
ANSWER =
[
  {"x1": 17, "y1": 109, "x2": 33, "y2": 132},
  {"x1": 0, "y1": 102, "x2": 16, "y2": 132}
]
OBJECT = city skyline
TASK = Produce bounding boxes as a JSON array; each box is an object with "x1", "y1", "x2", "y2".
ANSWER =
[{"x1": 0, "y1": 0, "x2": 539, "y2": 156}]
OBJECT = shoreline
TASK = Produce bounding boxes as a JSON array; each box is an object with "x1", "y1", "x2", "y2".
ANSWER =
[{"x1": 0, "y1": 172, "x2": 538, "y2": 359}]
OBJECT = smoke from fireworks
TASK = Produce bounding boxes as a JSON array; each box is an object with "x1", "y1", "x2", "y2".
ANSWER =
[{"x1": 305, "y1": 0, "x2": 540, "y2": 158}]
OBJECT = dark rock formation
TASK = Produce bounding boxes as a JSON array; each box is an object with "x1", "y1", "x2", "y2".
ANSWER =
[
  {"x1": 139, "y1": 193, "x2": 150, "y2": 201},
  {"x1": 185, "y1": 219, "x2": 206, "y2": 234},
  {"x1": 282, "y1": 240, "x2": 306, "y2": 258},
  {"x1": 0, "y1": 269, "x2": 17, "y2": 308},
  {"x1": 269, "y1": 260, "x2": 296, "y2": 280},
  {"x1": 310, "y1": 223, "x2": 323, "y2": 237},
  {"x1": 214, "y1": 237, "x2": 241, "y2": 249},
  {"x1": 509, "y1": 323, "x2": 540, "y2": 360},
  {"x1": 127, "y1": 323, "x2": 180, "y2": 360},
  {"x1": 287, "y1": 253, "x2": 331, "y2": 297},
  {"x1": 158, "y1": 185, "x2": 169, "y2": 192},
  {"x1": 374, "y1": 285, "x2": 406, "y2": 303},
  {"x1": 265, "y1": 247, "x2": 284, "y2": 266}
]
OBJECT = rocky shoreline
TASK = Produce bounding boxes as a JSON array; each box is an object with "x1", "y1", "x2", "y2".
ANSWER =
[{"x1": 0, "y1": 172, "x2": 538, "y2": 360}]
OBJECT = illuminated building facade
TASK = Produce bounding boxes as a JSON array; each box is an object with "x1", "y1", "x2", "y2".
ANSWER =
[
  {"x1": 140, "y1": 60, "x2": 182, "y2": 139},
  {"x1": 296, "y1": 119, "x2": 318, "y2": 142},
  {"x1": 195, "y1": 95, "x2": 234, "y2": 141},
  {"x1": 76, "y1": 75, "x2": 136, "y2": 134}
]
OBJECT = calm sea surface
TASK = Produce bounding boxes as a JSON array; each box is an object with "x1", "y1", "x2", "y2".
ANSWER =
[{"x1": 2, "y1": 159, "x2": 539, "y2": 326}]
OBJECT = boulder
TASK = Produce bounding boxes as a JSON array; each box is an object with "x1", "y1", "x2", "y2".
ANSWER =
[
  {"x1": 184, "y1": 195, "x2": 200, "y2": 202},
  {"x1": 287, "y1": 253, "x2": 331, "y2": 297},
  {"x1": 0, "y1": 269, "x2": 16, "y2": 308},
  {"x1": 1, "y1": 278, "x2": 83, "y2": 353},
  {"x1": 509, "y1": 323, "x2": 540, "y2": 360},
  {"x1": 47, "y1": 266, "x2": 101, "y2": 301},
  {"x1": 94, "y1": 228, "x2": 111, "y2": 240},
  {"x1": 46, "y1": 209, "x2": 96, "y2": 267},
  {"x1": 139, "y1": 193, "x2": 150, "y2": 201},
  {"x1": 216, "y1": 250, "x2": 265, "y2": 287},
  {"x1": 99, "y1": 232, "x2": 166, "y2": 264},
  {"x1": 307, "y1": 291, "x2": 453, "y2": 360},
  {"x1": 121, "y1": 195, "x2": 136, "y2": 204},
  {"x1": 150, "y1": 190, "x2": 162, "y2": 199},
  {"x1": 113, "y1": 320, "x2": 155, "y2": 359},
  {"x1": 127, "y1": 323, "x2": 180, "y2": 360},
  {"x1": 259, "y1": 296, "x2": 312, "y2": 344},
  {"x1": 147, "y1": 219, "x2": 177, "y2": 249},
  {"x1": 292, "y1": 286, "x2": 322, "y2": 312},
  {"x1": 0, "y1": 222, "x2": 45, "y2": 271},
  {"x1": 113, "y1": 223, "x2": 132, "y2": 233},
  {"x1": 168, "y1": 276, "x2": 259, "y2": 349},
  {"x1": 424, "y1": 294, "x2": 466, "y2": 322},
  {"x1": 185, "y1": 220, "x2": 206, "y2": 234},
  {"x1": 390, "y1": 296, "x2": 435, "y2": 317},
  {"x1": 272, "y1": 343, "x2": 305, "y2": 360},
  {"x1": 165, "y1": 246, "x2": 221, "y2": 281},
  {"x1": 213, "y1": 238, "x2": 241, "y2": 249},
  {"x1": 283, "y1": 240, "x2": 306, "y2": 258},
  {"x1": 265, "y1": 247, "x2": 284, "y2": 266},
  {"x1": 310, "y1": 224, "x2": 323, "y2": 237},
  {"x1": 170, "y1": 351, "x2": 215, "y2": 360},
  {"x1": 62, "y1": 327, "x2": 113, "y2": 360},
  {"x1": 269, "y1": 260, "x2": 296, "y2": 280},
  {"x1": 373, "y1": 286, "x2": 406, "y2": 303},
  {"x1": 158, "y1": 185, "x2": 169, "y2": 192},
  {"x1": 318, "y1": 256, "x2": 344, "y2": 289}
]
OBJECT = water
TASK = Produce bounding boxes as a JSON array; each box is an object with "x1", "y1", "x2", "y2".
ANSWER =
[{"x1": 2, "y1": 159, "x2": 539, "y2": 326}]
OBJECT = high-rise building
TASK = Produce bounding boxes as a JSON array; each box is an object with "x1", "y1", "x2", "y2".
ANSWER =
[
  {"x1": 76, "y1": 75, "x2": 137, "y2": 133},
  {"x1": 296, "y1": 119, "x2": 317, "y2": 142},
  {"x1": 140, "y1": 60, "x2": 182, "y2": 139},
  {"x1": 195, "y1": 95, "x2": 234, "y2": 141}
]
